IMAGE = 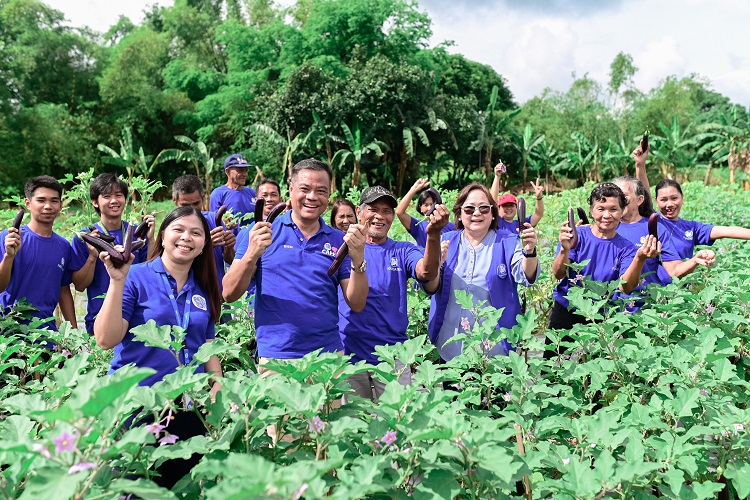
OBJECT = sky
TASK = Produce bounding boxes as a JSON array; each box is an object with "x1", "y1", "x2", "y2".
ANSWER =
[{"x1": 45, "y1": 0, "x2": 750, "y2": 107}]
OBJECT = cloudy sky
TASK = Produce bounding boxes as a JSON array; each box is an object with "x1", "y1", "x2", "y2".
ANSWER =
[{"x1": 45, "y1": 0, "x2": 750, "y2": 106}]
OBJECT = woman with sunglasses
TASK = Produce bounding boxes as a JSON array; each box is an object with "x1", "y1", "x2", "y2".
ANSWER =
[
  {"x1": 94, "y1": 206, "x2": 222, "y2": 488},
  {"x1": 425, "y1": 183, "x2": 540, "y2": 362}
]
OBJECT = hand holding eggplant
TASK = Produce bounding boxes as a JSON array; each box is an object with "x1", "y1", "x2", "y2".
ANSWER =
[
  {"x1": 636, "y1": 234, "x2": 661, "y2": 260},
  {"x1": 559, "y1": 220, "x2": 577, "y2": 252},
  {"x1": 567, "y1": 207, "x2": 579, "y2": 249},
  {"x1": 425, "y1": 204, "x2": 450, "y2": 235},
  {"x1": 4, "y1": 227, "x2": 22, "y2": 258},
  {"x1": 327, "y1": 218, "x2": 370, "y2": 277},
  {"x1": 245, "y1": 221, "x2": 273, "y2": 262},
  {"x1": 209, "y1": 225, "x2": 225, "y2": 248},
  {"x1": 520, "y1": 224, "x2": 538, "y2": 255}
]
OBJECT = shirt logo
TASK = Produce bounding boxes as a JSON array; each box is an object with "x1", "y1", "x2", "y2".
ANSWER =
[
  {"x1": 58, "y1": 257, "x2": 65, "y2": 272},
  {"x1": 684, "y1": 230, "x2": 693, "y2": 240},
  {"x1": 639, "y1": 236, "x2": 646, "y2": 246},
  {"x1": 391, "y1": 257, "x2": 398, "y2": 267},
  {"x1": 387, "y1": 256, "x2": 402, "y2": 272},
  {"x1": 322, "y1": 242, "x2": 335, "y2": 257},
  {"x1": 284, "y1": 244, "x2": 293, "y2": 248},
  {"x1": 192, "y1": 295, "x2": 208, "y2": 311},
  {"x1": 496, "y1": 263, "x2": 508, "y2": 279}
]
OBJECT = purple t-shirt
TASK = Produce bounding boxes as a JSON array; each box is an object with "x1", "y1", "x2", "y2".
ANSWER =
[
  {"x1": 658, "y1": 217, "x2": 714, "y2": 260},
  {"x1": 209, "y1": 185, "x2": 257, "y2": 225},
  {"x1": 553, "y1": 225, "x2": 637, "y2": 310},
  {"x1": 407, "y1": 216, "x2": 455, "y2": 248},
  {"x1": 0, "y1": 226, "x2": 73, "y2": 331},
  {"x1": 615, "y1": 217, "x2": 680, "y2": 287},
  {"x1": 338, "y1": 239, "x2": 423, "y2": 364},
  {"x1": 497, "y1": 215, "x2": 533, "y2": 237}
]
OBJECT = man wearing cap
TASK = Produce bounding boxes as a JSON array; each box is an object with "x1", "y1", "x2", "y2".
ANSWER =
[
  {"x1": 339, "y1": 185, "x2": 449, "y2": 402},
  {"x1": 209, "y1": 153, "x2": 257, "y2": 224}
]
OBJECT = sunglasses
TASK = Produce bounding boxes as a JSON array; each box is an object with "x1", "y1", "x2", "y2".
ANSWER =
[{"x1": 461, "y1": 205, "x2": 492, "y2": 215}]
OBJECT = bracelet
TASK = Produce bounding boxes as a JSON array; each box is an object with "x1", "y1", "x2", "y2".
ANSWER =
[
  {"x1": 536, "y1": 196, "x2": 543, "y2": 200},
  {"x1": 522, "y1": 248, "x2": 537, "y2": 258}
]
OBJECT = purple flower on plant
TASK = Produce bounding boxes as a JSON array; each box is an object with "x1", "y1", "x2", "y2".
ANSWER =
[
  {"x1": 503, "y1": 392, "x2": 512, "y2": 402},
  {"x1": 700, "y1": 389, "x2": 708, "y2": 396},
  {"x1": 734, "y1": 424, "x2": 745, "y2": 432},
  {"x1": 381, "y1": 430, "x2": 397, "y2": 446},
  {"x1": 461, "y1": 317, "x2": 471, "y2": 332},
  {"x1": 373, "y1": 440, "x2": 383, "y2": 449},
  {"x1": 158, "y1": 433, "x2": 179, "y2": 446},
  {"x1": 706, "y1": 305, "x2": 715, "y2": 314},
  {"x1": 68, "y1": 462, "x2": 95, "y2": 475},
  {"x1": 308, "y1": 416, "x2": 325, "y2": 433},
  {"x1": 32, "y1": 443, "x2": 51, "y2": 458},
  {"x1": 53, "y1": 430, "x2": 77, "y2": 454},
  {"x1": 292, "y1": 483, "x2": 308, "y2": 500},
  {"x1": 230, "y1": 403, "x2": 239, "y2": 414},
  {"x1": 145, "y1": 423, "x2": 166, "y2": 437}
]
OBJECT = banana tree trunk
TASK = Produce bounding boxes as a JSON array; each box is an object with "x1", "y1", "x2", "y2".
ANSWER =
[
  {"x1": 397, "y1": 146, "x2": 408, "y2": 196},
  {"x1": 352, "y1": 160, "x2": 361, "y2": 187}
]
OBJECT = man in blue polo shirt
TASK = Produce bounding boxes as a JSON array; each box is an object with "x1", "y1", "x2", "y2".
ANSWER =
[
  {"x1": 223, "y1": 159, "x2": 368, "y2": 366},
  {"x1": 209, "y1": 153, "x2": 257, "y2": 225},
  {"x1": 71, "y1": 173, "x2": 154, "y2": 334},
  {"x1": 340, "y1": 186, "x2": 449, "y2": 402},
  {"x1": 1, "y1": 176, "x2": 77, "y2": 332},
  {"x1": 172, "y1": 175, "x2": 236, "y2": 291}
]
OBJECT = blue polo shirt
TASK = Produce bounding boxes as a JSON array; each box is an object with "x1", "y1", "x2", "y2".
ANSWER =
[
  {"x1": 497, "y1": 215, "x2": 533, "y2": 237},
  {"x1": 235, "y1": 211, "x2": 352, "y2": 358},
  {"x1": 70, "y1": 222, "x2": 149, "y2": 333},
  {"x1": 615, "y1": 217, "x2": 680, "y2": 287},
  {"x1": 0, "y1": 226, "x2": 73, "y2": 331},
  {"x1": 338, "y1": 239, "x2": 423, "y2": 364},
  {"x1": 658, "y1": 217, "x2": 714, "y2": 259},
  {"x1": 110, "y1": 257, "x2": 215, "y2": 387},
  {"x1": 209, "y1": 185, "x2": 257, "y2": 225},
  {"x1": 553, "y1": 225, "x2": 637, "y2": 310},
  {"x1": 407, "y1": 216, "x2": 455, "y2": 248},
  {"x1": 202, "y1": 210, "x2": 227, "y2": 291}
]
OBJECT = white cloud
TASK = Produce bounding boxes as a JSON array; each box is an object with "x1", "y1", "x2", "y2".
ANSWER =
[{"x1": 633, "y1": 36, "x2": 688, "y2": 93}]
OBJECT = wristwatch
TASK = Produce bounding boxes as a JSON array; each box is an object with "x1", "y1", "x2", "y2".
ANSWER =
[
  {"x1": 351, "y1": 260, "x2": 368, "y2": 273},
  {"x1": 522, "y1": 248, "x2": 537, "y2": 258}
]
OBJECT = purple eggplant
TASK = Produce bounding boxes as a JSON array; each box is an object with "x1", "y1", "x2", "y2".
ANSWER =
[
  {"x1": 576, "y1": 207, "x2": 590, "y2": 225},
  {"x1": 424, "y1": 188, "x2": 442, "y2": 217},
  {"x1": 327, "y1": 243, "x2": 349, "y2": 277},
  {"x1": 80, "y1": 233, "x2": 126, "y2": 267},
  {"x1": 12, "y1": 208, "x2": 25, "y2": 229},
  {"x1": 517, "y1": 197, "x2": 526, "y2": 232},
  {"x1": 215, "y1": 205, "x2": 228, "y2": 227},
  {"x1": 568, "y1": 207, "x2": 578, "y2": 249},
  {"x1": 648, "y1": 213, "x2": 659, "y2": 241},
  {"x1": 253, "y1": 200, "x2": 264, "y2": 224},
  {"x1": 265, "y1": 202, "x2": 289, "y2": 224}
]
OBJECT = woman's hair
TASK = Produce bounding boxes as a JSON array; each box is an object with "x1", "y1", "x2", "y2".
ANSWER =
[
  {"x1": 655, "y1": 178, "x2": 683, "y2": 197},
  {"x1": 589, "y1": 183, "x2": 627, "y2": 209},
  {"x1": 149, "y1": 207, "x2": 221, "y2": 322},
  {"x1": 416, "y1": 190, "x2": 437, "y2": 214},
  {"x1": 329, "y1": 198, "x2": 357, "y2": 229},
  {"x1": 613, "y1": 176, "x2": 654, "y2": 217},
  {"x1": 452, "y1": 183, "x2": 498, "y2": 230}
]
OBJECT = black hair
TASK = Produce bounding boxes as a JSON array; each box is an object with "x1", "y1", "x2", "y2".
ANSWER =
[
  {"x1": 149, "y1": 207, "x2": 221, "y2": 323},
  {"x1": 655, "y1": 178, "x2": 683, "y2": 197},
  {"x1": 290, "y1": 159, "x2": 333, "y2": 185},
  {"x1": 257, "y1": 178, "x2": 281, "y2": 194},
  {"x1": 89, "y1": 173, "x2": 128, "y2": 215},
  {"x1": 24, "y1": 175, "x2": 63, "y2": 199},
  {"x1": 172, "y1": 174, "x2": 204, "y2": 200},
  {"x1": 452, "y1": 183, "x2": 498, "y2": 230},
  {"x1": 330, "y1": 198, "x2": 357, "y2": 229},
  {"x1": 613, "y1": 176, "x2": 655, "y2": 217},
  {"x1": 416, "y1": 190, "x2": 437, "y2": 215},
  {"x1": 589, "y1": 183, "x2": 627, "y2": 209}
]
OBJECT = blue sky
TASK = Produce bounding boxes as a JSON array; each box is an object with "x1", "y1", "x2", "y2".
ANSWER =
[{"x1": 46, "y1": 0, "x2": 750, "y2": 107}]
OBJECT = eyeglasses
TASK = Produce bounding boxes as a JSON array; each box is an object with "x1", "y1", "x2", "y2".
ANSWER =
[{"x1": 461, "y1": 205, "x2": 492, "y2": 215}]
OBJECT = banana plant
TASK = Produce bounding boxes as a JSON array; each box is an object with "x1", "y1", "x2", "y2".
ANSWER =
[
  {"x1": 650, "y1": 116, "x2": 699, "y2": 179},
  {"x1": 332, "y1": 121, "x2": 387, "y2": 187},
  {"x1": 511, "y1": 123, "x2": 546, "y2": 186},
  {"x1": 97, "y1": 126, "x2": 138, "y2": 188},
  {"x1": 172, "y1": 136, "x2": 217, "y2": 203},
  {"x1": 470, "y1": 85, "x2": 521, "y2": 181}
]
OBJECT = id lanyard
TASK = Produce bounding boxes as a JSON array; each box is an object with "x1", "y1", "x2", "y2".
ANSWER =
[{"x1": 160, "y1": 273, "x2": 193, "y2": 365}]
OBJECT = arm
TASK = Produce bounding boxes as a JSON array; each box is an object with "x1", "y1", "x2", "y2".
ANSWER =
[
  {"x1": 93, "y1": 253, "x2": 132, "y2": 350},
  {"x1": 222, "y1": 230, "x2": 236, "y2": 264},
  {"x1": 551, "y1": 222, "x2": 573, "y2": 280},
  {"x1": 222, "y1": 223, "x2": 272, "y2": 302},
  {"x1": 519, "y1": 223, "x2": 539, "y2": 282},
  {"x1": 490, "y1": 163, "x2": 504, "y2": 201},
  {"x1": 0, "y1": 228, "x2": 21, "y2": 293},
  {"x1": 72, "y1": 244, "x2": 98, "y2": 292},
  {"x1": 414, "y1": 205, "x2": 449, "y2": 281},
  {"x1": 634, "y1": 145, "x2": 650, "y2": 196},
  {"x1": 58, "y1": 285, "x2": 77, "y2": 328},
  {"x1": 662, "y1": 249, "x2": 716, "y2": 278},
  {"x1": 709, "y1": 225, "x2": 750, "y2": 241},
  {"x1": 529, "y1": 178, "x2": 545, "y2": 226},
  {"x1": 339, "y1": 223, "x2": 368, "y2": 312},
  {"x1": 619, "y1": 235, "x2": 659, "y2": 293},
  {"x1": 422, "y1": 240, "x2": 448, "y2": 294},
  {"x1": 396, "y1": 178, "x2": 430, "y2": 231}
]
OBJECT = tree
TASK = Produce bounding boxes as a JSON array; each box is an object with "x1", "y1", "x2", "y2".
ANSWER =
[
  {"x1": 651, "y1": 116, "x2": 699, "y2": 178},
  {"x1": 172, "y1": 135, "x2": 218, "y2": 201},
  {"x1": 332, "y1": 121, "x2": 387, "y2": 187},
  {"x1": 608, "y1": 52, "x2": 637, "y2": 112},
  {"x1": 97, "y1": 126, "x2": 139, "y2": 189},
  {"x1": 471, "y1": 85, "x2": 522, "y2": 184},
  {"x1": 511, "y1": 124, "x2": 546, "y2": 187}
]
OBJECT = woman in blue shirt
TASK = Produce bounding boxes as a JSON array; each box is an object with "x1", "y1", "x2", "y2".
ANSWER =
[
  {"x1": 94, "y1": 206, "x2": 222, "y2": 488},
  {"x1": 426, "y1": 183, "x2": 540, "y2": 362},
  {"x1": 395, "y1": 178, "x2": 455, "y2": 248}
]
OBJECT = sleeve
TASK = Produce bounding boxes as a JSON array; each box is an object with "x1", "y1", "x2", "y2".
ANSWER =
[
  {"x1": 408, "y1": 217, "x2": 428, "y2": 248},
  {"x1": 693, "y1": 221, "x2": 715, "y2": 246},
  {"x1": 209, "y1": 188, "x2": 222, "y2": 213},
  {"x1": 335, "y1": 253, "x2": 353, "y2": 281},
  {"x1": 0, "y1": 231, "x2": 7, "y2": 260},
  {"x1": 135, "y1": 241, "x2": 149, "y2": 263},
  {"x1": 121, "y1": 274, "x2": 138, "y2": 323},
  {"x1": 234, "y1": 226, "x2": 251, "y2": 260},
  {"x1": 509, "y1": 241, "x2": 536, "y2": 286},
  {"x1": 403, "y1": 243, "x2": 425, "y2": 281},
  {"x1": 525, "y1": 215, "x2": 533, "y2": 225},
  {"x1": 205, "y1": 321, "x2": 216, "y2": 340},
  {"x1": 61, "y1": 242, "x2": 75, "y2": 286},
  {"x1": 618, "y1": 245, "x2": 638, "y2": 278},
  {"x1": 69, "y1": 234, "x2": 90, "y2": 271},
  {"x1": 658, "y1": 233, "x2": 681, "y2": 263}
]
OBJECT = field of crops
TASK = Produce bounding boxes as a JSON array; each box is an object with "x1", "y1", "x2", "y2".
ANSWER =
[{"x1": 2, "y1": 180, "x2": 750, "y2": 499}]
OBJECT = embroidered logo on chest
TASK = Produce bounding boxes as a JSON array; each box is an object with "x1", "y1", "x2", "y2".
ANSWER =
[
  {"x1": 192, "y1": 295, "x2": 207, "y2": 311},
  {"x1": 387, "y1": 256, "x2": 402, "y2": 272},
  {"x1": 58, "y1": 257, "x2": 65, "y2": 272},
  {"x1": 684, "y1": 230, "x2": 693, "y2": 240},
  {"x1": 322, "y1": 242, "x2": 336, "y2": 257}
]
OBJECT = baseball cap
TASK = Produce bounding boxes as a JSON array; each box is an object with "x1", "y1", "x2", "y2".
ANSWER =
[
  {"x1": 359, "y1": 186, "x2": 398, "y2": 208},
  {"x1": 498, "y1": 193, "x2": 518, "y2": 205},
  {"x1": 224, "y1": 154, "x2": 251, "y2": 170}
]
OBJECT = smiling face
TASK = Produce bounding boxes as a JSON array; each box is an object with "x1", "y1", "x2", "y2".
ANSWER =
[
  {"x1": 289, "y1": 169, "x2": 330, "y2": 224},
  {"x1": 93, "y1": 188, "x2": 126, "y2": 219},
  {"x1": 257, "y1": 182, "x2": 281, "y2": 218},
  {"x1": 418, "y1": 197, "x2": 434, "y2": 216},
  {"x1": 655, "y1": 185, "x2": 683, "y2": 221},
  {"x1": 25, "y1": 187, "x2": 62, "y2": 226},
  {"x1": 161, "y1": 213, "x2": 206, "y2": 265},
  {"x1": 460, "y1": 189, "x2": 494, "y2": 237},
  {"x1": 590, "y1": 196, "x2": 623, "y2": 236},
  {"x1": 334, "y1": 205, "x2": 357, "y2": 232},
  {"x1": 225, "y1": 167, "x2": 248, "y2": 189},
  {"x1": 358, "y1": 199, "x2": 394, "y2": 244},
  {"x1": 499, "y1": 202, "x2": 517, "y2": 222}
]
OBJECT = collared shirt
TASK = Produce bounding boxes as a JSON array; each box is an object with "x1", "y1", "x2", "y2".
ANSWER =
[
  {"x1": 0, "y1": 226, "x2": 73, "y2": 331},
  {"x1": 70, "y1": 221, "x2": 148, "y2": 333},
  {"x1": 235, "y1": 211, "x2": 352, "y2": 358},
  {"x1": 110, "y1": 257, "x2": 215, "y2": 387},
  {"x1": 408, "y1": 216, "x2": 455, "y2": 248},
  {"x1": 209, "y1": 185, "x2": 257, "y2": 225},
  {"x1": 338, "y1": 238, "x2": 423, "y2": 364},
  {"x1": 658, "y1": 216, "x2": 714, "y2": 259},
  {"x1": 436, "y1": 230, "x2": 532, "y2": 361},
  {"x1": 615, "y1": 217, "x2": 680, "y2": 287},
  {"x1": 202, "y1": 210, "x2": 227, "y2": 291}
]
